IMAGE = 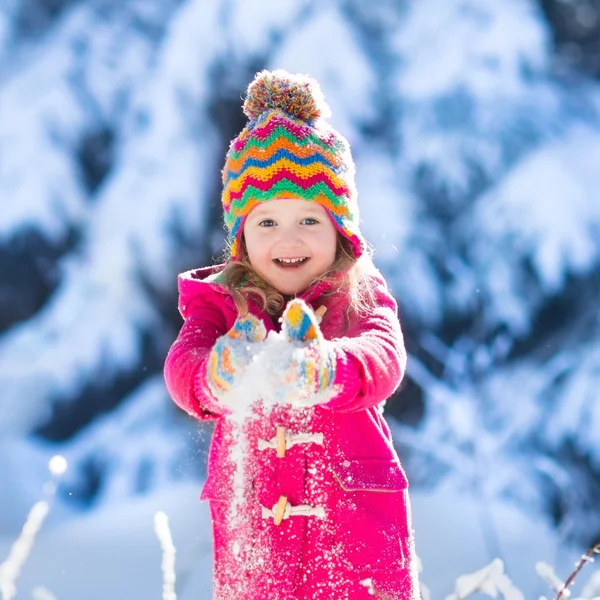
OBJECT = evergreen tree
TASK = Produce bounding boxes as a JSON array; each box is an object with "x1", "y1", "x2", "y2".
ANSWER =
[{"x1": 0, "y1": 0, "x2": 598, "y2": 548}]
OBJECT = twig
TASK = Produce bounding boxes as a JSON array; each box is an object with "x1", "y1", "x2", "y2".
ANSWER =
[
  {"x1": 154, "y1": 511, "x2": 177, "y2": 600},
  {"x1": 556, "y1": 542, "x2": 600, "y2": 600},
  {"x1": 0, "y1": 456, "x2": 67, "y2": 600},
  {"x1": 0, "y1": 502, "x2": 49, "y2": 600}
]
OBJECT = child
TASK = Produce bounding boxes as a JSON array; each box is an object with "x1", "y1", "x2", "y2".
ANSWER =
[{"x1": 164, "y1": 69, "x2": 419, "y2": 600}]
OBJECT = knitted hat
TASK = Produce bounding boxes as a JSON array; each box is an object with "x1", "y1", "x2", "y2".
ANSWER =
[{"x1": 221, "y1": 69, "x2": 365, "y2": 260}]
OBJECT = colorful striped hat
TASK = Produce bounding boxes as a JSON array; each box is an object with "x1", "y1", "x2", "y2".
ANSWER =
[{"x1": 221, "y1": 69, "x2": 365, "y2": 260}]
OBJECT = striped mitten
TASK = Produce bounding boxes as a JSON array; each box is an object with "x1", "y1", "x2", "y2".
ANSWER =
[
  {"x1": 206, "y1": 314, "x2": 267, "y2": 397},
  {"x1": 278, "y1": 299, "x2": 336, "y2": 404}
]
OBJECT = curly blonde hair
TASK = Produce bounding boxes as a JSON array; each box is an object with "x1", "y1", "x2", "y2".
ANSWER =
[{"x1": 218, "y1": 234, "x2": 377, "y2": 318}]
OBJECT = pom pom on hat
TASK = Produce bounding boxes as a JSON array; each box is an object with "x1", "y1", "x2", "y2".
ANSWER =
[{"x1": 243, "y1": 69, "x2": 332, "y2": 123}]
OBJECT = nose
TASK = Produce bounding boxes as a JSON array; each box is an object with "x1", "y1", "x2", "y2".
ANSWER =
[{"x1": 275, "y1": 224, "x2": 303, "y2": 247}]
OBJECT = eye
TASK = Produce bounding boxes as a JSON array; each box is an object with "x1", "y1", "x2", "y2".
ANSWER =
[
  {"x1": 301, "y1": 218, "x2": 318, "y2": 225},
  {"x1": 258, "y1": 219, "x2": 276, "y2": 227}
]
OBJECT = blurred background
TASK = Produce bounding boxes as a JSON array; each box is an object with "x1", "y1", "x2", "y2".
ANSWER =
[{"x1": 1, "y1": 0, "x2": 600, "y2": 598}]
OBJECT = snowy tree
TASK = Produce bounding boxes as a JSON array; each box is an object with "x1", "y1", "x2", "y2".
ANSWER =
[
  {"x1": 380, "y1": 0, "x2": 600, "y2": 548},
  {"x1": 1, "y1": 0, "x2": 599, "y2": 560}
]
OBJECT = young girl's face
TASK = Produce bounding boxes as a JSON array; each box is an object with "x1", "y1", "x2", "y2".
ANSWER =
[{"x1": 242, "y1": 199, "x2": 338, "y2": 295}]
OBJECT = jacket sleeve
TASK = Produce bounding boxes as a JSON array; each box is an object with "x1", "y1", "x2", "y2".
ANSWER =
[
  {"x1": 323, "y1": 274, "x2": 406, "y2": 413},
  {"x1": 164, "y1": 294, "x2": 230, "y2": 421}
]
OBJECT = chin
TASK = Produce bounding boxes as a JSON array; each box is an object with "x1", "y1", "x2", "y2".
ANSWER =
[
  {"x1": 277, "y1": 285, "x2": 304, "y2": 296},
  {"x1": 272, "y1": 279, "x2": 310, "y2": 296}
]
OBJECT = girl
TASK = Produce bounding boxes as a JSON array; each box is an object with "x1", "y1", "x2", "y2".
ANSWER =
[{"x1": 164, "y1": 70, "x2": 419, "y2": 600}]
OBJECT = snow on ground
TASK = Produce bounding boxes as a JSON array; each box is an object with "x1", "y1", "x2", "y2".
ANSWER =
[
  {"x1": 0, "y1": 481, "x2": 213, "y2": 600},
  {"x1": 412, "y1": 481, "x2": 583, "y2": 599},
  {"x1": 0, "y1": 479, "x2": 587, "y2": 600}
]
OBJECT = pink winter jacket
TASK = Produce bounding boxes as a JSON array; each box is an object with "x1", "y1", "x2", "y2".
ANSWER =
[{"x1": 164, "y1": 265, "x2": 419, "y2": 600}]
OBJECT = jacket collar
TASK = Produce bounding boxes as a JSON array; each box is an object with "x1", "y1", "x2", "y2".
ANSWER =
[{"x1": 178, "y1": 263, "x2": 347, "y2": 305}]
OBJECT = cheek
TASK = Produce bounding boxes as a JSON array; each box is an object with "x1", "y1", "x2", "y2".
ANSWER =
[{"x1": 244, "y1": 232, "x2": 269, "y2": 265}]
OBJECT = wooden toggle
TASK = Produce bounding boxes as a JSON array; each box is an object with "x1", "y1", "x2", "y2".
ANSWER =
[
  {"x1": 314, "y1": 305, "x2": 327, "y2": 324},
  {"x1": 274, "y1": 495, "x2": 288, "y2": 526},
  {"x1": 276, "y1": 426, "x2": 287, "y2": 458}
]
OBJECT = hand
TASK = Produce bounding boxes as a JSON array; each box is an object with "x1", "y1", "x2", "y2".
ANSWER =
[
  {"x1": 206, "y1": 314, "x2": 267, "y2": 397},
  {"x1": 275, "y1": 299, "x2": 336, "y2": 406}
]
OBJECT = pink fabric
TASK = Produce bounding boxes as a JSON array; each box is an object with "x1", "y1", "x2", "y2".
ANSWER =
[{"x1": 164, "y1": 265, "x2": 420, "y2": 600}]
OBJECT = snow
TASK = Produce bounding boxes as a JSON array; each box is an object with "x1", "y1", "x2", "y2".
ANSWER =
[
  {"x1": 444, "y1": 559, "x2": 525, "y2": 600},
  {"x1": 393, "y1": 0, "x2": 550, "y2": 100},
  {"x1": 412, "y1": 482, "x2": 587, "y2": 600},
  {"x1": 0, "y1": 51, "x2": 87, "y2": 240},
  {"x1": 58, "y1": 376, "x2": 203, "y2": 505},
  {"x1": 392, "y1": 0, "x2": 560, "y2": 203},
  {"x1": 154, "y1": 511, "x2": 177, "y2": 600},
  {"x1": 207, "y1": 314, "x2": 338, "y2": 516},
  {"x1": 535, "y1": 562, "x2": 566, "y2": 597},
  {"x1": 475, "y1": 125, "x2": 600, "y2": 293},
  {"x1": 223, "y1": 0, "x2": 307, "y2": 56},
  {"x1": 400, "y1": 335, "x2": 600, "y2": 546},
  {"x1": 271, "y1": 2, "x2": 377, "y2": 144},
  {"x1": 0, "y1": 478, "x2": 589, "y2": 600},
  {"x1": 356, "y1": 150, "x2": 412, "y2": 259},
  {"x1": 0, "y1": 439, "x2": 62, "y2": 535},
  {"x1": 0, "y1": 0, "x2": 223, "y2": 434},
  {"x1": 0, "y1": 482, "x2": 213, "y2": 600},
  {"x1": 0, "y1": 0, "x2": 180, "y2": 240},
  {"x1": 2, "y1": 0, "x2": 600, "y2": 594},
  {"x1": 581, "y1": 568, "x2": 600, "y2": 599}
]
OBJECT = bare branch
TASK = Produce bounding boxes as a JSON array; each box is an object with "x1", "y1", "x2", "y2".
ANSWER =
[{"x1": 556, "y1": 542, "x2": 600, "y2": 600}]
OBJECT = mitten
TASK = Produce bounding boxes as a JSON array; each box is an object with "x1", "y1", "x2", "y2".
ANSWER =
[
  {"x1": 276, "y1": 299, "x2": 336, "y2": 405},
  {"x1": 206, "y1": 314, "x2": 267, "y2": 397}
]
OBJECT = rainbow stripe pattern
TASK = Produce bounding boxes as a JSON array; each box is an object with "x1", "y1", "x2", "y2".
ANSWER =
[
  {"x1": 282, "y1": 299, "x2": 320, "y2": 342},
  {"x1": 221, "y1": 110, "x2": 364, "y2": 259},
  {"x1": 206, "y1": 314, "x2": 266, "y2": 396},
  {"x1": 281, "y1": 299, "x2": 335, "y2": 393}
]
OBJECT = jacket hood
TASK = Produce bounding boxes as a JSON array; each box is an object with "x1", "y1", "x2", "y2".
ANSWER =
[
  {"x1": 176, "y1": 262, "x2": 348, "y2": 320},
  {"x1": 177, "y1": 264, "x2": 231, "y2": 318}
]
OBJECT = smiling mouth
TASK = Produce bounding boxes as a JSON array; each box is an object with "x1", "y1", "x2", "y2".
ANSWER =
[{"x1": 273, "y1": 257, "x2": 309, "y2": 268}]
